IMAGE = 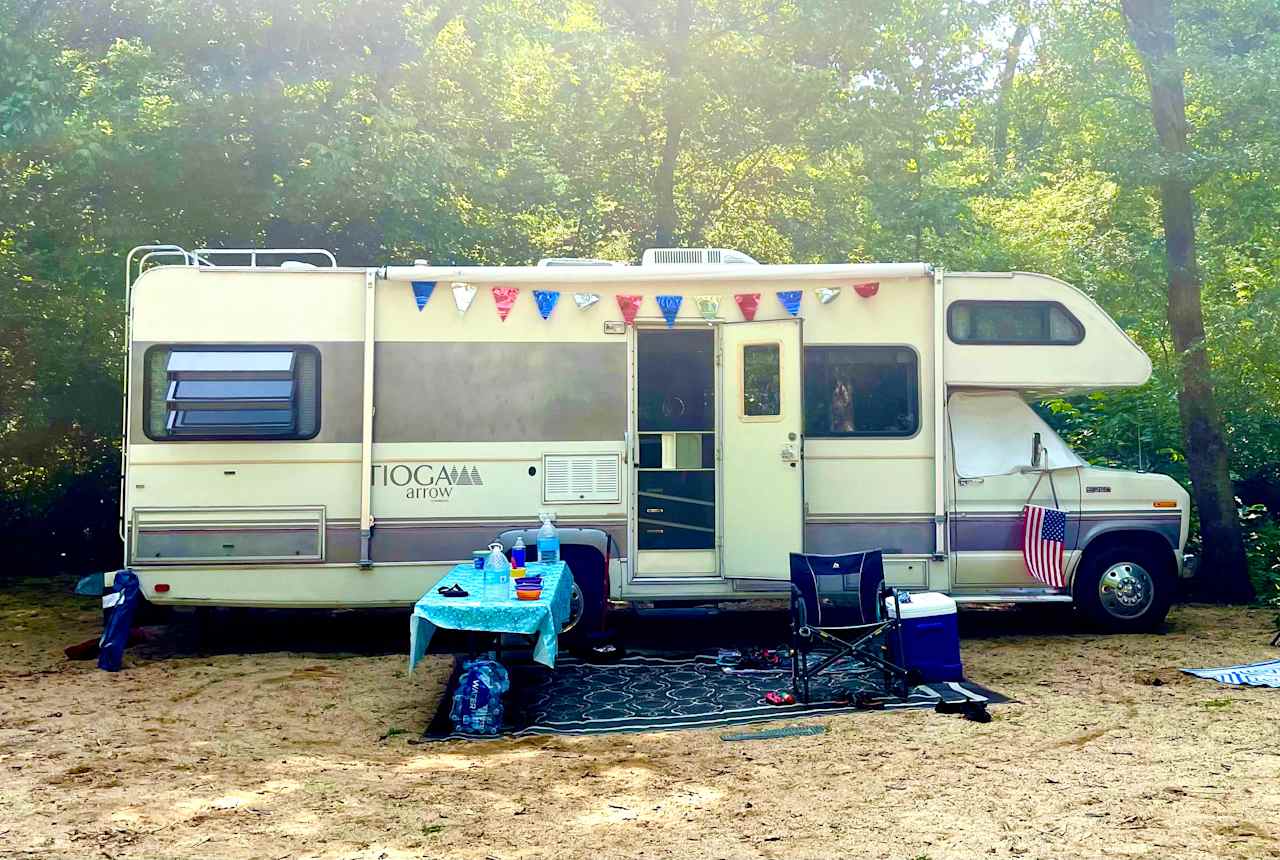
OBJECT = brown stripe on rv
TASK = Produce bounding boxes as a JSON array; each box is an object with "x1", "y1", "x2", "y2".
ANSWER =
[{"x1": 130, "y1": 341, "x2": 626, "y2": 444}]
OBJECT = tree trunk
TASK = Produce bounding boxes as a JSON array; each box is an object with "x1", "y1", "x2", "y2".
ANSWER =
[
  {"x1": 1121, "y1": 0, "x2": 1253, "y2": 602},
  {"x1": 654, "y1": 0, "x2": 692, "y2": 247},
  {"x1": 993, "y1": 22, "x2": 1028, "y2": 176}
]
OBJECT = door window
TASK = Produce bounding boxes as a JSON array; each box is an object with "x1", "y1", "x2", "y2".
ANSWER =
[{"x1": 742, "y1": 343, "x2": 781, "y2": 418}]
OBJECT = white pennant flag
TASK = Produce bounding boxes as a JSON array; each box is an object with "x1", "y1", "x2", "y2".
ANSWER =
[
  {"x1": 452, "y1": 282, "x2": 477, "y2": 316},
  {"x1": 573, "y1": 292, "x2": 600, "y2": 311}
]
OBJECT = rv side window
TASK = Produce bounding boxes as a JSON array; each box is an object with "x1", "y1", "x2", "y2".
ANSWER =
[
  {"x1": 947, "y1": 301, "x2": 1084, "y2": 345},
  {"x1": 143, "y1": 346, "x2": 320, "y2": 440},
  {"x1": 803, "y1": 346, "x2": 919, "y2": 438}
]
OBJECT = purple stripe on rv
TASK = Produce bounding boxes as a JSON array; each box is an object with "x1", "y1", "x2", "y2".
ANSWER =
[{"x1": 951, "y1": 513, "x2": 1180, "y2": 553}]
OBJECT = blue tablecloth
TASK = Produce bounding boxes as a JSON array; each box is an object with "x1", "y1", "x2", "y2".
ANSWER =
[{"x1": 409, "y1": 561, "x2": 572, "y2": 672}]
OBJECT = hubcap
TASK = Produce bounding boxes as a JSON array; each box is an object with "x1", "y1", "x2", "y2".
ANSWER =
[
  {"x1": 561, "y1": 580, "x2": 585, "y2": 633},
  {"x1": 1097, "y1": 562, "x2": 1154, "y2": 619}
]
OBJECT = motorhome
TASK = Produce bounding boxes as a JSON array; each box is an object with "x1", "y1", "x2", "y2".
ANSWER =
[{"x1": 119, "y1": 245, "x2": 1190, "y2": 636}]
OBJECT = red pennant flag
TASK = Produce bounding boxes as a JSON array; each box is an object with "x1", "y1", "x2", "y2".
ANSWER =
[
  {"x1": 734, "y1": 293, "x2": 761, "y2": 321},
  {"x1": 617, "y1": 294, "x2": 643, "y2": 325},
  {"x1": 853, "y1": 281, "x2": 880, "y2": 298},
  {"x1": 492, "y1": 286, "x2": 519, "y2": 321}
]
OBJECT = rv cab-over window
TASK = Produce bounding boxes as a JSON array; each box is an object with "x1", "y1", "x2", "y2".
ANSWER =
[
  {"x1": 948, "y1": 300, "x2": 1084, "y2": 345},
  {"x1": 143, "y1": 346, "x2": 320, "y2": 440}
]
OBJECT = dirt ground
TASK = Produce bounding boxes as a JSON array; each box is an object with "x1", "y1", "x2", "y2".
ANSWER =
[{"x1": 1, "y1": 578, "x2": 1278, "y2": 860}]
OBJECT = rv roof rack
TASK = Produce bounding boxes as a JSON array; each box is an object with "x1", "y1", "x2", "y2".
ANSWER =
[
  {"x1": 192, "y1": 248, "x2": 339, "y2": 268},
  {"x1": 126, "y1": 244, "x2": 339, "y2": 293}
]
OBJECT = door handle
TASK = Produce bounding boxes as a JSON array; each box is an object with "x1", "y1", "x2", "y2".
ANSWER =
[
  {"x1": 958, "y1": 477, "x2": 984, "y2": 486},
  {"x1": 780, "y1": 444, "x2": 798, "y2": 461}
]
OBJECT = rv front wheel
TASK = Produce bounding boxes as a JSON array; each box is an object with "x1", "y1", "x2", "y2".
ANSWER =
[{"x1": 1073, "y1": 543, "x2": 1173, "y2": 633}]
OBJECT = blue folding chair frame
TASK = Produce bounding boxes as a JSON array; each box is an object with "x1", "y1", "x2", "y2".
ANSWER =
[{"x1": 789, "y1": 549, "x2": 913, "y2": 704}]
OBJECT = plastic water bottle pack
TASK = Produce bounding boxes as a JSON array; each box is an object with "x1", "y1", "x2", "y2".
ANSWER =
[{"x1": 449, "y1": 657, "x2": 510, "y2": 735}]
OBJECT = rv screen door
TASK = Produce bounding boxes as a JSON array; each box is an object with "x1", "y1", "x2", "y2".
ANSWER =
[{"x1": 720, "y1": 318, "x2": 804, "y2": 580}]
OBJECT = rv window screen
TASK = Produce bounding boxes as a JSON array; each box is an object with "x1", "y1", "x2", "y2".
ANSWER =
[
  {"x1": 948, "y1": 301, "x2": 1084, "y2": 345},
  {"x1": 803, "y1": 346, "x2": 919, "y2": 438},
  {"x1": 144, "y1": 346, "x2": 320, "y2": 440}
]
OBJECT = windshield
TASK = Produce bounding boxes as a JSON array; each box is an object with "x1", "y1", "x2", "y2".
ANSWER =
[{"x1": 949, "y1": 391, "x2": 1085, "y2": 478}]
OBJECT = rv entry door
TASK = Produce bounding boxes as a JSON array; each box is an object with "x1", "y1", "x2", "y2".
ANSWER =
[{"x1": 719, "y1": 318, "x2": 804, "y2": 580}]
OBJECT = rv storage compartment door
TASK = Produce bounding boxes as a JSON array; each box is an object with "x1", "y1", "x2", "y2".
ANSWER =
[
  {"x1": 131, "y1": 506, "x2": 325, "y2": 564},
  {"x1": 720, "y1": 318, "x2": 804, "y2": 580}
]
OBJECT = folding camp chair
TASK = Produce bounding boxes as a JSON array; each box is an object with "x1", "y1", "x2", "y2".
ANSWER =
[{"x1": 789, "y1": 549, "x2": 914, "y2": 704}]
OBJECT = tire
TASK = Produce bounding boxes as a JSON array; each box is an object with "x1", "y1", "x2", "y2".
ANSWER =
[
  {"x1": 557, "y1": 544, "x2": 609, "y2": 648},
  {"x1": 1073, "y1": 543, "x2": 1174, "y2": 633}
]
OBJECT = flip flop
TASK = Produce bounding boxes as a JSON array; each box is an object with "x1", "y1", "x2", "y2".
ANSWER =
[
  {"x1": 437, "y1": 584, "x2": 469, "y2": 598},
  {"x1": 764, "y1": 691, "x2": 795, "y2": 706}
]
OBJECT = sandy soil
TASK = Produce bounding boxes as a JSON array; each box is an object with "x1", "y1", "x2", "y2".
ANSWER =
[{"x1": 1, "y1": 577, "x2": 1278, "y2": 860}]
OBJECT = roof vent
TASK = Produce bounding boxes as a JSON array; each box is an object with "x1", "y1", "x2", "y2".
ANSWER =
[{"x1": 641, "y1": 248, "x2": 759, "y2": 266}]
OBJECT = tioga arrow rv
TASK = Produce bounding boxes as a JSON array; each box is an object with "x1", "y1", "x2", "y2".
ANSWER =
[{"x1": 118, "y1": 245, "x2": 1189, "y2": 634}]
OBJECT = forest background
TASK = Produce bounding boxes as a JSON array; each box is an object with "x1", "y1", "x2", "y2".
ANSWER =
[{"x1": 1, "y1": 0, "x2": 1277, "y2": 608}]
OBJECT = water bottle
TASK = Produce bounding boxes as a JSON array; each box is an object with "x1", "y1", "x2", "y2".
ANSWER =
[
  {"x1": 511, "y1": 535, "x2": 527, "y2": 569},
  {"x1": 537, "y1": 513, "x2": 560, "y2": 565},
  {"x1": 483, "y1": 542, "x2": 510, "y2": 601}
]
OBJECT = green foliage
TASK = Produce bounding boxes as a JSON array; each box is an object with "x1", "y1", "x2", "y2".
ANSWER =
[
  {"x1": 1240, "y1": 505, "x2": 1280, "y2": 624},
  {"x1": 1, "y1": 0, "x2": 1279, "y2": 592}
]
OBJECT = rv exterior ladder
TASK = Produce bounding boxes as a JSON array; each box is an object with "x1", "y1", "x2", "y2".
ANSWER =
[{"x1": 358, "y1": 268, "x2": 378, "y2": 568}]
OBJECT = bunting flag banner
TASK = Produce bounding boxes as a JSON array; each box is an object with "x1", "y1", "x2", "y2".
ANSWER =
[
  {"x1": 533, "y1": 289, "x2": 560, "y2": 320},
  {"x1": 492, "y1": 286, "x2": 520, "y2": 321},
  {"x1": 854, "y1": 281, "x2": 880, "y2": 298},
  {"x1": 777, "y1": 290, "x2": 802, "y2": 317},
  {"x1": 452, "y1": 283, "x2": 477, "y2": 316},
  {"x1": 695, "y1": 295, "x2": 722, "y2": 321},
  {"x1": 617, "y1": 294, "x2": 643, "y2": 325},
  {"x1": 657, "y1": 294, "x2": 683, "y2": 328},
  {"x1": 816, "y1": 287, "x2": 841, "y2": 305},
  {"x1": 411, "y1": 280, "x2": 435, "y2": 312},
  {"x1": 573, "y1": 292, "x2": 600, "y2": 311},
  {"x1": 734, "y1": 293, "x2": 761, "y2": 321}
]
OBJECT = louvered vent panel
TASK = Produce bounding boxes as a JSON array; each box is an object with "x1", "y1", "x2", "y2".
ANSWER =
[{"x1": 543, "y1": 455, "x2": 622, "y2": 503}]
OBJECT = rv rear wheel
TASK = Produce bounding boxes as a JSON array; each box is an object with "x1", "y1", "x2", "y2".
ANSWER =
[
  {"x1": 1073, "y1": 543, "x2": 1173, "y2": 633},
  {"x1": 558, "y1": 544, "x2": 608, "y2": 647}
]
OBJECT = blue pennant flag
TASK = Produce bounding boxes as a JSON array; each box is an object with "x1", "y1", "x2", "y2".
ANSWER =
[
  {"x1": 777, "y1": 290, "x2": 802, "y2": 317},
  {"x1": 533, "y1": 289, "x2": 560, "y2": 320},
  {"x1": 411, "y1": 280, "x2": 435, "y2": 312},
  {"x1": 657, "y1": 294, "x2": 683, "y2": 328}
]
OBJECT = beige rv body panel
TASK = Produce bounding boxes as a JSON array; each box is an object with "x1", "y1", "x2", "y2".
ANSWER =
[{"x1": 121, "y1": 259, "x2": 1185, "y2": 608}]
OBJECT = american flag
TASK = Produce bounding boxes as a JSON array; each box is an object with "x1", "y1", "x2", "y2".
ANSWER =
[{"x1": 1022, "y1": 504, "x2": 1067, "y2": 588}]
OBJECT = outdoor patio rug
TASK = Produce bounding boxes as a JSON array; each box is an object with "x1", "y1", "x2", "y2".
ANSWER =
[{"x1": 423, "y1": 651, "x2": 1007, "y2": 740}]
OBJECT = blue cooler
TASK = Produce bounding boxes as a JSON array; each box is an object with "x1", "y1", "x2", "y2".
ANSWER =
[{"x1": 884, "y1": 592, "x2": 962, "y2": 682}]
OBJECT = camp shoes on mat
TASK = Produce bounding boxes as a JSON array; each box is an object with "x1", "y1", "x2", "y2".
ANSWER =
[{"x1": 764, "y1": 691, "x2": 796, "y2": 706}]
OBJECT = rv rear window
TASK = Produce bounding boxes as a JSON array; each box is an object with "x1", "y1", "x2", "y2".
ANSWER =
[
  {"x1": 803, "y1": 346, "x2": 919, "y2": 438},
  {"x1": 143, "y1": 346, "x2": 320, "y2": 441},
  {"x1": 947, "y1": 301, "x2": 1084, "y2": 345}
]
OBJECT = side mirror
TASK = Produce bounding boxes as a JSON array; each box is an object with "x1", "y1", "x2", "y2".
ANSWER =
[{"x1": 1031, "y1": 432, "x2": 1043, "y2": 469}]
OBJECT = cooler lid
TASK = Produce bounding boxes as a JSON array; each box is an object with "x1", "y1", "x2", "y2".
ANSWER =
[{"x1": 884, "y1": 591, "x2": 956, "y2": 620}]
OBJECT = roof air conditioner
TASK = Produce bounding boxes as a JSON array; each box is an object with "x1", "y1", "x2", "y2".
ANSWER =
[{"x1": 641, "y1": 248, "x2": 759, "y2": 266}]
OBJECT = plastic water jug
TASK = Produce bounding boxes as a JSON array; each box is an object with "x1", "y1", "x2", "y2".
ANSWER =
[
  {"x1": 483, "y1": 542, "x2": 510, "y2": 601},
  {"x1": 537, "y1": 514, "x2": 560, "y2": 565}
]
